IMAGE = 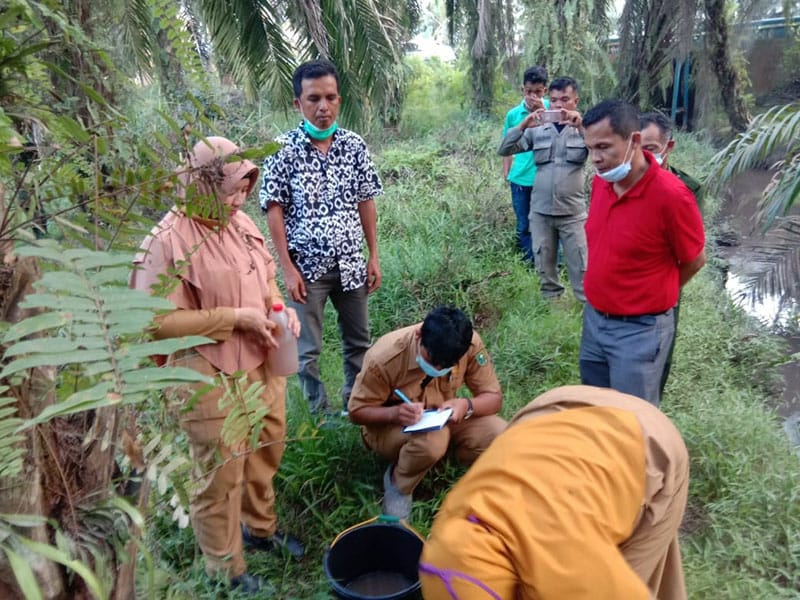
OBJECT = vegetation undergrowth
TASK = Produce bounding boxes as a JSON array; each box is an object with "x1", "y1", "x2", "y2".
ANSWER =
[{"x1": 136, "y1": 106, "x2": 800, "y2": 599}]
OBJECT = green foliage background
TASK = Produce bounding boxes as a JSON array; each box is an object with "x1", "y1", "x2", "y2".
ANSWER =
[
  {"x1": 130, "y1": 65, "x2": 800, "y2": 598},
  {"x1": 1, "y1": 6, "x2": 798, "y2": 597}
]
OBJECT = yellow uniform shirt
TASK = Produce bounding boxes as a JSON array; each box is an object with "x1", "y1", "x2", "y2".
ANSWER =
[{"x1": 421, "y1": 406, "x2": 649, "y2": 599}]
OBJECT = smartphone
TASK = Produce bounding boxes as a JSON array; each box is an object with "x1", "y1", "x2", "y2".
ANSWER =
[{"x1": 540, "y1": 110, "x2": 563, "y2": 123}]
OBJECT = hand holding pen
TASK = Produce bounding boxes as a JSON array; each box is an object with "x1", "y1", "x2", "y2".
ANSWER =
[{"x1": 394, "y1": 388, "x2": 423, "y2": 426}]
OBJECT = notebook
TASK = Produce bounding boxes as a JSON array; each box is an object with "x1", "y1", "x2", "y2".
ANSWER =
[{"x1": 402, "y1": 408, "x2": 453, "y2": 433}]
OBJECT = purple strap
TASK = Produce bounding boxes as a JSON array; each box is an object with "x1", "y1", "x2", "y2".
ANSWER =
[
  {"x1": 418, "y1": 514, "x2": 503, "y2": 599},
  {"x1": 418, "y1": 563, "x2": 503, "y2": 600}
]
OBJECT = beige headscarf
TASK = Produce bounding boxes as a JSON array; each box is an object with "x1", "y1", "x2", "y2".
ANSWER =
[{"x1": 132, "y1": 137, "x2": 277, "y2": 374}]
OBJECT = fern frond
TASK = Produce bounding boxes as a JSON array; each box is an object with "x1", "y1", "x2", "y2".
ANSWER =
[
  {"x1": 1, "y1": 243, "x2": 213, "y2": 427},
  {"x1": 217, "y1": 374, "x2": 268, "y2": 449},
  {"x1": 0, "y1": 389, "x2": 26, "y2": 480}
]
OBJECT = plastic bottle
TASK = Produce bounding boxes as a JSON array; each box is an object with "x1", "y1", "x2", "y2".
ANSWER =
[{"x1": 267, "y1": 303, "x2": 299, "y2": 376}]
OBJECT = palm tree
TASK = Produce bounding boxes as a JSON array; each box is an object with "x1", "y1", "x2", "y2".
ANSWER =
[
  {"x1": 709, "y1": 103, "x2": 800, "y2": 307},
  {"x1": 143, "y1": 0, "x2": 419, "y2": 126},
  {"x1": 615, "y1": 0, "x2": 697, "y2": 107},
  {"x1": 519, "y1": 0, "x2": 615, "y2": 105},
  {"x1": 615, "y1": 0, "x2": 753, "y2": 132},
  {"x1": 445, "y1": 0, "x2": 501, "y2": 115}
]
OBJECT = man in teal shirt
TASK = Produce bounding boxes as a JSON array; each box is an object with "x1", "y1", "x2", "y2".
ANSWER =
[{"x1": 502, "y1": 65, "x2": 548, "y2": 266}]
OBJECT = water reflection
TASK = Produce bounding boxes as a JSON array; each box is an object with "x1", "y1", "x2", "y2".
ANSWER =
[{"x1": 725, "y1": 272, "x2": 800, "y2": 332}]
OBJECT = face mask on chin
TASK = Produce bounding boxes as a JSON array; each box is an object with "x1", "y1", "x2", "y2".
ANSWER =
[
  {"x1": 596, "y1": 137, "x2": 634, "y2": 183},
  {"x1": 416, "y1": 354, "x2": 453, "y2": 378},
  {"x1": 301, "y1": 111, "x2": 338, "y2": 140}
]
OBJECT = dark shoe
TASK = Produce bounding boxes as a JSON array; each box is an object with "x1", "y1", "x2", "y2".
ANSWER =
[
  {"x1": 242, "y1": 525, "x2": 305, "y2": 559},
  {"x1": 230, "y1": 572, "x2": 273, "y2": 595}
]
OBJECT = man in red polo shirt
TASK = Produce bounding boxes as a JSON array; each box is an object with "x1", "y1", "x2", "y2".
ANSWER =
[{"x1": 579, "y1": 100, "x2": 705, "y2": 406}]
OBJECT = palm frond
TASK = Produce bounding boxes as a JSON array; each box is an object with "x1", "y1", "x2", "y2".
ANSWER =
[
  {"x1": 117, "y1": 0, "x2": 157, "y2": 78},
  {"x1": 294, "y1": 0, "x2": 330, "y2": 56},
  {"x1": 315, "y1": 0, "x2": 406, "y2": 126},
  {"x1": 616, "y1": 0, "x2": 699, "y2": 104},
  {"x1": 709, "y1": 103, "x2": 800, "y2": 226},
  {"x1": 726, "y1": 216, "x2": 800, "y2": 316},
  {"x1": 195, "y1": 0, "x2": 296, "y2": 106}
]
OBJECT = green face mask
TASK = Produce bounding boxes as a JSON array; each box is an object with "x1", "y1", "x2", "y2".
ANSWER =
[{"x1": 303, "y1": 119, "x2": 338, "y2": 140}]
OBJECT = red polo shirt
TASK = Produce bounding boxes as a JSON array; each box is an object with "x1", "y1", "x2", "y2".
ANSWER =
[{"x1": 584, "y1": 151, "x2": 705, "y2": 315}]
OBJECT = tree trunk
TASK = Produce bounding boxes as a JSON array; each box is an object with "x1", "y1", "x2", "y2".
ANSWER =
[
  {"x1": 467, "y1": 0, "x2": 497, "y2": 115},
  {"x1": 0, "y1": 182, "x2": 65, "y2": 597},
  {"x1": 703, "y1": 0, "x2": 750, "y2": 132},
  {"x1": 0, "y1": 190, "x2": 137, "y2": 599}
]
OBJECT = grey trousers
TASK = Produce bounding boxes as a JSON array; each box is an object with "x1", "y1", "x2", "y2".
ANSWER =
[
  {"x1": 579, "y1": 305, "x2": 675, "y2": 406},
  {"x1": 529, "y1": 211, "x2": 587, "y2": 302},
  {"x1": 289, "y1": 268, "x2": 370, "y2": 412}
]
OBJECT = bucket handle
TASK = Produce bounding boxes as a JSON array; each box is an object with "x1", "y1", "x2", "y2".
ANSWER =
[{"x1": 329, "y1": 514, "x2": 426, "y2": 547}]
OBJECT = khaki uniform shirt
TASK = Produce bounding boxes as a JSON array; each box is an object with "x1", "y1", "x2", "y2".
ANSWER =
[
  {"x1": 348, "y1": 324, "x2": 501, "y2": 413},
  {"x1": 498, "y1": 123, "x2": 588, "y2": 216}
]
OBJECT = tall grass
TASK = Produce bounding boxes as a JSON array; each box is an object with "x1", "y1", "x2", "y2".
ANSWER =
[{"x1": 138, "y1": 66, "x2": 800, "y2": 598}]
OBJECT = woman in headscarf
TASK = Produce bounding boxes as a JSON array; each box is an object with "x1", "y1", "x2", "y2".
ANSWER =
[{"x1": 131, "y1": 137, "x2": 303, "y2": 595}]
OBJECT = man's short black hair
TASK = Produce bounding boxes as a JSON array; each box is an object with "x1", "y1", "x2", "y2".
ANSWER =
[
  {"x1": 420, "y1": 305, "x2": 473, "y2": 368},
  {"x1": 583, "y1": 99, "x2": 640, "y2": 138},
  {"x1": 292, "y1": 59, "x2": 340, "y2": 98},
  {"x1": 523, "y1": 65, "x2": 548, "y2": 87},
  {"x1": 549, "y1": 77, "x2": 579, "y2": 94},
  {"x1": 640, "y1": 112, "x2": 673, "y2": 140}
]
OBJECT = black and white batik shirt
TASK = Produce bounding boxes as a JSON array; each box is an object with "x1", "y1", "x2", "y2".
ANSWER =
[{"x1": 260, "y1": 125, "x2": 383, "y2": 291}]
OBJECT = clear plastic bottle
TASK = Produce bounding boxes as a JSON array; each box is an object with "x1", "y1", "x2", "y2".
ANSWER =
[{"x1": 267, "y1": 303, "x2": 299, "y2": 376}]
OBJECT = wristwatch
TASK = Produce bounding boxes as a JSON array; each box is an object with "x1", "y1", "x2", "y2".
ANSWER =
[{"x1": 464, "y1": 397, "x2": 474, "y2": 420}]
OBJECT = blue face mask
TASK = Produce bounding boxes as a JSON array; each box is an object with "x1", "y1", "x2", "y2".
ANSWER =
[
  {"x1": 303, "y1": 119, "x2": 338, "y2": 141},
  {"x1": 416, "y1": 354, "x2": 453, "y2": 378},
  {"x1": 596, "y1": 137, "x2": 633, "y2": 183}
]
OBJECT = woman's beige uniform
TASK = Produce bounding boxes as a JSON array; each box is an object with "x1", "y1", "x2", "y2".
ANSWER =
[{"x1": 131, "y1": 139, "x2": 288, "y2": 577}]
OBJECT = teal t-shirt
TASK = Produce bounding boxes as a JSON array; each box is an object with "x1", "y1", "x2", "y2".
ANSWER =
[{"x1": 502, "y1": 99, "x2": 549, "y2": 187}]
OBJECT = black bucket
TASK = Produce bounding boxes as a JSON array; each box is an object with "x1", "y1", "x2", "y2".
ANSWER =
[{"x1": 323, "y1": 515, "x2": 424, "y2": 600}]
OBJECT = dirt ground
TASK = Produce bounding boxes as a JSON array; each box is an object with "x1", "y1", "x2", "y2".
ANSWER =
[{"x1": 715, "y1": 169, "x2": 800, "y2": 418}]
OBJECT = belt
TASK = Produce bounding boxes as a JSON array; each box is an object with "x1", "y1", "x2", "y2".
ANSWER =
[{"x1": 592, "y1": 306, "x2": 671, "y2": 321}]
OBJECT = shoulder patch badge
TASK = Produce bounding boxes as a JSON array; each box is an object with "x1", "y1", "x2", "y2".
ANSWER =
[{"x1": 476, "y1": 352, "x2": 487, "y2": 366}]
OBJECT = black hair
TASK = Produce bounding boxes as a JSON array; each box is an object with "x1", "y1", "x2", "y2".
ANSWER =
[
  {"x1": 420, "y1": 305, "x2": 473, "y2": 368},
  {"x1": 639, "y1": 112, "x2": 673, "y2": 140},
  {"x1": 549, "y1": 77, "x2": 579, "y2": 94},
  {"x1": 292, "y1": 59, "x2": 340, "y2": 98},
  {"x1": 583, "y1": 99, "x2": 641, "y2": 138},
  {"x1": 523, "y1": 65, "x2": 548, "y2": 87}
]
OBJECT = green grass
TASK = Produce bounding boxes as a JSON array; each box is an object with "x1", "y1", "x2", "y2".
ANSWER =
[{"x1": 139, "y1": 100, "x2": 800, "y2": 598}]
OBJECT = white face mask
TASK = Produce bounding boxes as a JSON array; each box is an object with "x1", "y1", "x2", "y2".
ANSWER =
[
  {"x1": 596, "y1": 137, "x2": 633, "y2": 183},
  {"x1": 652, "y1": 140, "x2": 670, "y2": 166}
]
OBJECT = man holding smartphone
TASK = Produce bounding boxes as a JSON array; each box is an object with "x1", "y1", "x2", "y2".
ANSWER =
[
  {"x1": 498, "y1": 77, "x2": 588, "y2": 303},
  {"x1": 501, "y1": 66, "x2": 549, "y2": 267}
]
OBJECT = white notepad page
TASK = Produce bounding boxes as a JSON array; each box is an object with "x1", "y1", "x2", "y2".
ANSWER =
[{"x1": 402, "y1": 408, "x2": 453, "y2": 433}]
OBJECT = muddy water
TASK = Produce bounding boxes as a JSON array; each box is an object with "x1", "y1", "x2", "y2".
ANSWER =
[
  {"x1": 717, "y1": 169, "x2": 800, "y2": 443},
  {"x1": 345, "y1": 571, "x2": 415, "y2": 596}
]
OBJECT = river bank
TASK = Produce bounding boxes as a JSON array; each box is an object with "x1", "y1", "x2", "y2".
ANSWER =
[{"x1": 715, "y1": 168, "x2": 800, "y2": 434}]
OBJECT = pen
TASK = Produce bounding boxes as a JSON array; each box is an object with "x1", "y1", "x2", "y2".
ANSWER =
[{"x1": 394, "y1": 389, "x2": 413, "y2": 404}]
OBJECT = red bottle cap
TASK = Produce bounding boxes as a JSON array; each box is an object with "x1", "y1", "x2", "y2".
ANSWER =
[{"x1": 272, "y1": 303, "x2": 284, "y2": 312}]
